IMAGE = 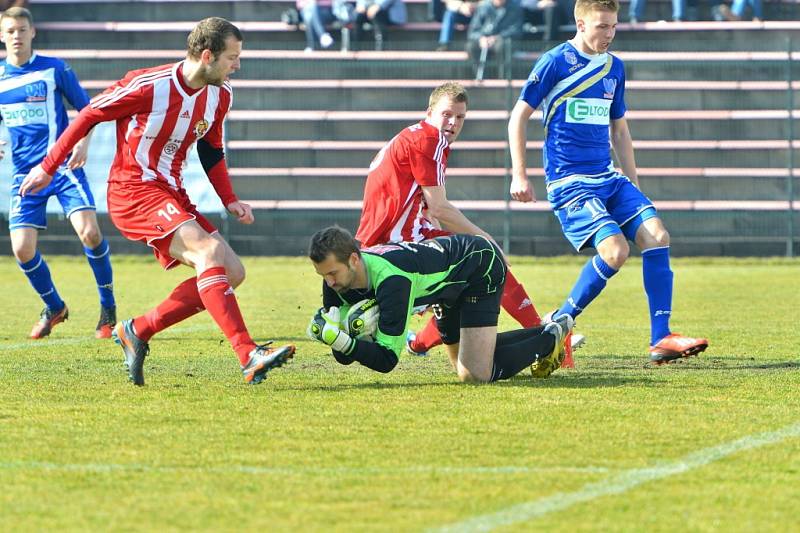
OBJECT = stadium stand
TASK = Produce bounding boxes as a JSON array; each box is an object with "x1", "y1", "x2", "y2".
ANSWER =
[{"x1": 2, "y1": 0, "x2": 797, "y2": 256}]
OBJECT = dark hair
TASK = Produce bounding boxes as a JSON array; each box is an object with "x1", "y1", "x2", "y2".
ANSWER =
[
  {"x1": 1, "y1": 7, "x2": 33, "y2": 26},
  {"x1": 186, "y1": 17, "x2": 242, "y2": 60},
  {"x1": 308, "y1": 226, "x2": 360, "y2": 264}
]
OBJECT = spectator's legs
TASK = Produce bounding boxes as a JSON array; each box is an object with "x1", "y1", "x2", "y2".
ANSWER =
[
  {"x1": 352, "y1": 12, "x2": 369, "y2": 49},
  {"x1": 750, "y1": 0, "x2": 763, "y2": 19},
  {"x1": 542, "y1": 3, "x2": 559, "y2": 41},
  {"x1": 438, "y1": 10, "x2": 457, "y2": 47},
  {"x1": 301, "y1": 4, "x2": 318, "y2": 49},
  {"x1": 731, "y1": 0, "x2": 753, "y2": 18},
  {"x1": 372, "y1": 10, "x2": 391, "y2": 51},
  {"x1": 428, "y1": 0, "x2": 445, "y2": 21},
  {"x1": 629, "y1": 0, "x2": 643, "y2": 21},
  {"x1": 672, "y1": 0, "x2": 686, "y2": 20}
]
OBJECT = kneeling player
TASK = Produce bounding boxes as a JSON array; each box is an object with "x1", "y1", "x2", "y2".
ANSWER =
[{"x1": 307, "y1": 226, "x2": 572, "y2": 382}]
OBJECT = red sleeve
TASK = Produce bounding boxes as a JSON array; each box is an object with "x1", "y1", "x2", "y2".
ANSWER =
[
  {"x1": 41, "y1": 70, "x2": 148, "y2": 176},
  {"x1": 202, "y1": 152, "x2": 238, "y2": 207},
  {"x1": 408, "y1": 134, "x2": 448, "y2": 188},
  {"x1": 200, "y1": 84, "x2": 238, "y2": 206}
]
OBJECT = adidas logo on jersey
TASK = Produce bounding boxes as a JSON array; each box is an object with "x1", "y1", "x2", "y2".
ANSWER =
[{"x1": 180, "y1": 110, "x2": 191, "y2": 119}]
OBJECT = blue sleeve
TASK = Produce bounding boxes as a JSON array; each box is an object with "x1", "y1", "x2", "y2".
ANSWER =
[
  {"x1": 518, "y1": 52, "x2": 559, "y2": 110},
  {"x1": 56, "y1": 61, "x2": 91, "y2": 111},
  {"x1": 610, "y1": 59, "x2": 626, "y2": 120}
]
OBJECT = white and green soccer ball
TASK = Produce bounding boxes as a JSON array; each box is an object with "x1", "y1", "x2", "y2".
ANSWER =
[{"x1": 344, "y1": 298, "x2": 379, "y2": 341}]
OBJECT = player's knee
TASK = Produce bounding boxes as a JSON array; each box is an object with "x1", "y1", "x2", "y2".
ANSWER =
[
  {"x1": 652, "y1": 227, "x2": 670, "y2": 247},
  {"x1": 599, "y1": 241, "x2": 629, "y2": 269},
  {"x1": 227, "y1": 260, "x2": 246, "y2": 288},
  {"x1": 456, "y1": 365, "x2": 491, "y2": 383},
  {"x1": 77, "y1": 225, "x2": 103, "y2": 248},
  {"x1": 12, "y1": 243, "x2": 36, "y2": 263}
]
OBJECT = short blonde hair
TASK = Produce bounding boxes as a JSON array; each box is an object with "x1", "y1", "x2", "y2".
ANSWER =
[
  {"x1": 574, "y1": 0, "x2": 619, "y2": 19},
  {"x1": 428, "y1": 81, "x2": 468, "y2": 109},
  {"x1": 1, "y1": 7, "x2": 34, "y2": 26}
]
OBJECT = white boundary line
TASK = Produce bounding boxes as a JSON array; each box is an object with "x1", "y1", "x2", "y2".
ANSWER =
[
  {"x1": 0, "y1": 461, "x2": 609, "y2": 477},
  {"x1": 0, "y1": 324, "x2": 217, "y2": 351},
  {"x1": 432, "y1": 421, "x2": 800, "y2": 532}
]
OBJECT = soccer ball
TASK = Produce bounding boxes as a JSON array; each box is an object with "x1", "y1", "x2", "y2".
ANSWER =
[{"x1": 344, "y1": 298, "x2": 379, "y2": 340}]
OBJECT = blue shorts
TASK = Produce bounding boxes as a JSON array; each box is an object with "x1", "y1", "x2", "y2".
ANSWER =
[
  {"x1": 553, "y1": 176, "x2": 656, "y2": 251},
  {"x1": 9, "y1": 167, "x2": 96, "y2": 230}
]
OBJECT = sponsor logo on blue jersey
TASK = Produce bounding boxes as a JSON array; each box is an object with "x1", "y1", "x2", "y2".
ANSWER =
[
  {"x1": 565, "y1": 98, "x2": 611, "y2": 125},
  {"x1": 25, "y1": 81, "x2": 47, "y2": 102},
  {"x1": 0, "y1": 101, "x2": 48, "y2": 127}
]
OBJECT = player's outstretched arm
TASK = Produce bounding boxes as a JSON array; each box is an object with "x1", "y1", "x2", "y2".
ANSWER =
[
  {"x1": 67, "y1": 130, "x2": 94, "y2": 170},
  {"x1": 19, "y1": 165, "x2": 54, "y2": 196},
  {"x1": 226, "y1": 200, "x2": 254, "y2": 225},
  {"x1": 508, "y1": 99, "x2": 536, "y2": 202}
]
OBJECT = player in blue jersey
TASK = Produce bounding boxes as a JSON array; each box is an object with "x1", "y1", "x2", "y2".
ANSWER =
[
  {"x1": 506, "y1": 0, "x2": 708, "y2": 364},
  {"x1": 0, "y1": 7, "x2": 116, "y2": 339}
]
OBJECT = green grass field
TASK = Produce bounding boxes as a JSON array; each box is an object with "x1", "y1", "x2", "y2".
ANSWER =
[{"x1": 1, "y1": 254, "x2": 798, "y2": 531}]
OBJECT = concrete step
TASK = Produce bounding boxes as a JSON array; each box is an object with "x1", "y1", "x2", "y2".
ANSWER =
[
  {"x1": 76, "y1": 78, "x2": 800, "y2": 112},
  {"x1": 11, "y1": 209, "x2": 796, "y2": 257},
  {"x1": 31, "y1": 0, "x2": 433, "y2": 23},
  {"x1": 216, "y1": 108, "x2": 798, "y2": 141},
  {"x1": 38, "y1": 48, "x2": 800, "y2": 81},
  {"x1": 30, "y1": 0, "x2": 800, "y2": 23},
  {"x1": 228, "y1": 166, "x2": 798, "y2": 202},
  {"x1": 224, "y1": 139, "x2": 798, "y2": 167},
  {"x1": 31, "y1": 19, "x2": 800, "y2": 51}
]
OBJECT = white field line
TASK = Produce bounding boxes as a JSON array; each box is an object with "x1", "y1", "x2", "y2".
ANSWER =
[
  {"x1": 0, "y1": 461, "x2": 609, "y2": 477},
  {"x1": 432, "y1": 421, "x2": 800, "y2": 532},
  {"x1": 0, "y1": 324, "x2": 217, "y2": 351}
]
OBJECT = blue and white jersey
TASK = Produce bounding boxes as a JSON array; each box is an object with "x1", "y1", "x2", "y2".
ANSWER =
[
  {"x1": 0, "y1": 53, "x2": 90, "y2": 176},
  {"x1": 519, "y1": 42, "x2": 627, "y2": 206}
]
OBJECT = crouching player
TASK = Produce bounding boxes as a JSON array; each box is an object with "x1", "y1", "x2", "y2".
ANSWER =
[{"x1": 307, "y1": 226, "x2": 573, "y2": 382}]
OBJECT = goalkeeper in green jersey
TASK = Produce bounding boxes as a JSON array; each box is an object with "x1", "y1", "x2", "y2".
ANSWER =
[{"x1": 307, "y1": 226, "x2": 573, "y2": 382}]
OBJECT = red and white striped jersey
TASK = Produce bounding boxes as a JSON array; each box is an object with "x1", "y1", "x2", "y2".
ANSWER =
[
  {"x1": 43, "y1": 61, "x2": 231, "y2": 191},
  {"x1": 355, "y1": 120, "x2": 450, "y2": 247}
]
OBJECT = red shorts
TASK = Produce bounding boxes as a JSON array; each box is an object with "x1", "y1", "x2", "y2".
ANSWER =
[
  {"x1": 418, "y1": 228, "x2": 452, "y2": 241},
  {"x1": 107, "y1": 181, "x2": 217, "y2": 269}
]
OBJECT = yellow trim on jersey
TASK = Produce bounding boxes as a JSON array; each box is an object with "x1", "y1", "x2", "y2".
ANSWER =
[{"x1": 544, "y1": 56, "x2": 614, "y2": 137}]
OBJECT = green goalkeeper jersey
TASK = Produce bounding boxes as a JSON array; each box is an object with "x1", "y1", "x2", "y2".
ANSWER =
[{"x1": 323, "y1": 234, "x2": 505, "y2": 361}]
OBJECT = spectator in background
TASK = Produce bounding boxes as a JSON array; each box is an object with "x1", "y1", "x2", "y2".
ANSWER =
[
  {"x1": 466, "y1": 0, "x2": 523, "y2": 79},
  {"x1": 714, "y1": 0, "x2": 762, "y2": 21},
  {"x1": 436, "y1": 0, "x2": 478, "y2": 51},
  {"x1": 298, "y1": 0, "x2": 336, "y2": 52},
  {"x1": 297, "y1": 0, "x2": 357, "y2": 52},
  {"x1": 352, "y1": 0, "x2": 407, "y2": 51},
  {"x1": 521, "y1": 0, "x2": 572, "y2": 41},
  {"x1": 628, "y1": 0, "x2": 644, "y2": 22}
]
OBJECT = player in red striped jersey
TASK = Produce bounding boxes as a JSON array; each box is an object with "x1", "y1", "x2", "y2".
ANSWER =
[
  {"x1": 355, "y1": 82, "x2": 576, "y2": 362},
  {"x1": 19, "y1": 17, "x2": 294, "y2": 386}
]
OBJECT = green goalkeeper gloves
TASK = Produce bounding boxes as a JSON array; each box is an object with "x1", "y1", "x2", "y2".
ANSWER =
[{"x1": 306, "y1": 306, "x2": 355, "y2": 354}]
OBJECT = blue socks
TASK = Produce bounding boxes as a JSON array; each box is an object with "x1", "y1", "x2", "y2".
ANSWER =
[
  {"x1": 558, "y1": 255, "x2": 618, "y2": 318},
  {"x1": 19, "y1": 251, "x2": 64, "y2": 312},
  {"x1": 84, "y1": 239, "x2": 115, "y2": 308},
  {"x1": 642, "y1": 246, "x2": 673, "y2": 345}
]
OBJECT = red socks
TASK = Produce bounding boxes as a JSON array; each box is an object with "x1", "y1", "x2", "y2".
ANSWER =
[
  {"x1": 196, "y1": 267, "x2": 255, "y2": 365},
  {"x1": 133, "y1": 277, "x2": 205, "y2": 342},
  {"x1": 132, "y1": 268, "x2": 256, "y2": 364},
  {"x1": 409, "y1": 316, "x2": 443, "y2": 353},
  {"x1": 501, "y1": 270, "x2": 541, "y2": 328}
]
